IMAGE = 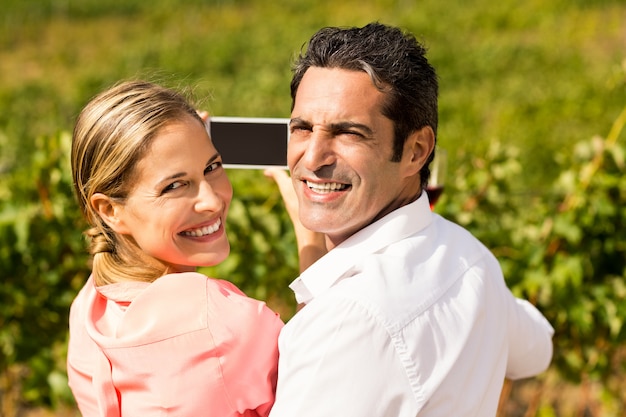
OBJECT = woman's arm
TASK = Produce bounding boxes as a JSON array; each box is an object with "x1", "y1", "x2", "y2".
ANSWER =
[{"x1": 264, "y1": 168, "x2": 327, "y2": 272}]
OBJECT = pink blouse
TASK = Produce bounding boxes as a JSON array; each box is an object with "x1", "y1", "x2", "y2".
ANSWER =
[{"x1": 67, "y1": 272, "x2": 283, "y2": 416}]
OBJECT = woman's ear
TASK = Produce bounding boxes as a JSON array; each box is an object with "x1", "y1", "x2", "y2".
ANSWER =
[
  {"x1": 90, "y1": 193, "x2": 131, "y2": 235},
  {"x1": 401, "y1": 125, "x2": 435, "y2": 178}
]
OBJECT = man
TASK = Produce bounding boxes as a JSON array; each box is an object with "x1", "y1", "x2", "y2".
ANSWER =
[{"x1": 267, "y1": 22, "x2": 554, "y2": 416}]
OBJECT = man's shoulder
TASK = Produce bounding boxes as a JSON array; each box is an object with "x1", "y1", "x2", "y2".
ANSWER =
[{"x1": 303, "y1": 217, "x2": 498, "y2": 328}]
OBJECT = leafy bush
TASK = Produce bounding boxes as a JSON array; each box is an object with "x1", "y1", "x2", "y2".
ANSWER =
[
  {"x1": 438, "y1": 106, "x2": 626, "y2": 410},
  {"x1": 0, "y1": 131, "x2": 88, "y2": 410},
  {"x1": 1, "y1": 109, "x2": 624, "y2": 413}
]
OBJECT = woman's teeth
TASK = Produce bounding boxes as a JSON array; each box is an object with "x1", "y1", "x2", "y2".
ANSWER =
[
  {"x1": 182, "y1": 219, "x2": 221, "y2": 237},
  {"x1": 306, "y1": 181, "x2": 348, "y2": 193}
]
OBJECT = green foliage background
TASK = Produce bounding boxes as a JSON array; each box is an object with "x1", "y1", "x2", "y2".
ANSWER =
[{"x1": 0, "y1": 0, "x2": 624, "y2": 414}]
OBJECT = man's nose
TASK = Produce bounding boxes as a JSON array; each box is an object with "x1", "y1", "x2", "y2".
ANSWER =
[{"x1": 300, "y1": 130, "x2": 336, "y2": 172}]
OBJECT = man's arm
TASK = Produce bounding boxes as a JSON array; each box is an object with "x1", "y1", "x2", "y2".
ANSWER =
[{"x1": 505, "y1": 296, "x2": 554, "y2": 379}]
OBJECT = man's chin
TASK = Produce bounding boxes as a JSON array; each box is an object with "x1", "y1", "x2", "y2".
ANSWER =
[{"x1": 300, "y1": 213, "x2": 332, "y2": 234}]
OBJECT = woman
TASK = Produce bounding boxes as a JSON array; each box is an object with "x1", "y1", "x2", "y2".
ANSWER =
[{"x1": 67, "y1": 80, "x2": 284, "y2": 416}]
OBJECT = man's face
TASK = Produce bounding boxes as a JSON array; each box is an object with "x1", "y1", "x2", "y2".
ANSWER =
[{"x1": 288, "y1": 67, "x2": 423, "y2": 248}]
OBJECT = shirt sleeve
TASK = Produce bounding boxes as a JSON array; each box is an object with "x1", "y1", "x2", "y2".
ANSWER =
[
  {"x1": 269, "y1": 296, "x2": 417, "y2": 417},
  {"x1": 67, "y1": 278, "x2": 102, "y2": 417},
  {"x1": 505, "y1": 296, "x2": 555, "y2": 379},
  {"x1": 209, "y1": 279, "x2": 284, "y2": 417}
]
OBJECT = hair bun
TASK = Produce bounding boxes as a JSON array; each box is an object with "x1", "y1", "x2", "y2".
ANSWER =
[{"x1": 86, "y1": 227, "x2": 113, "y2": 254}]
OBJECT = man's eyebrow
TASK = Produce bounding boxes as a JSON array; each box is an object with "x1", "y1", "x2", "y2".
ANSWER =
[
  {"x1": 289, "y1": 117, "x2": 311, "y2": 128},
  {"x1": 329, "y1": 121, "x2": 374, "y2": 136},
  {"x1": 289, "y1": 118, "x2": 374, "y2": 136}
]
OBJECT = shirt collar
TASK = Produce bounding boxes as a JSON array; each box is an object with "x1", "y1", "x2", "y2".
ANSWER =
[
  {"x1": 96, "y1": 280, "x2": 151, "y2": 303},
  {"x1": 290, "y1": 191, "x2": 433, "y2": 304}
]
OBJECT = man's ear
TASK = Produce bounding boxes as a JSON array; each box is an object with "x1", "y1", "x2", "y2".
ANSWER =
[
  {"x1": 90, "y1": 193, "x2": 131, "y2": 235},
  {"x1": 401, "y1": 125, "x2": 435, "y2": 178}
]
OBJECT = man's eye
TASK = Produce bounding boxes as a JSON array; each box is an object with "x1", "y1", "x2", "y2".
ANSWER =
[
  {"x1": 290, "y1": 125, "x2": 311, "y2": 134},
  {"x1": 341, "y1": 130, "x2": 364, "y2": 138}
]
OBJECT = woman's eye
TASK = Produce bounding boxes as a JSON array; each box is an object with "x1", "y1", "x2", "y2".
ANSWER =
[
  {"x1": 164, "y1": 181, "x2": 185, "y2": 193},
  {"x1": 205, "y1": 161, "x2": 223, "y2": 174}
]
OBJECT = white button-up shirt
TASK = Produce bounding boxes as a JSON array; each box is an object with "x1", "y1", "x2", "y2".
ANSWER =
[{"x1": 269, "y1": 193, "x2": 554, "y2": 417}]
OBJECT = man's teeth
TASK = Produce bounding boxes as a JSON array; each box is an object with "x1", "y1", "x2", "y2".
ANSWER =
[
  {"x1": 306, "y1": 181, "x2": 348, "y2": 193},
  {"x1": 182, "y1": 219, "x2": 221, "y2": 237}
]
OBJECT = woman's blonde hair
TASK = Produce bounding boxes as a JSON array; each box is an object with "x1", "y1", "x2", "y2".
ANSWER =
[{"x1": 71, "y1": 80, "x2": 203, "y2": 286}]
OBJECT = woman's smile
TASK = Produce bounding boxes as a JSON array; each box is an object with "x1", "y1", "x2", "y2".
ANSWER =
[{"x1": 180, "y1": 218, "x2": 222, "y2": 238}]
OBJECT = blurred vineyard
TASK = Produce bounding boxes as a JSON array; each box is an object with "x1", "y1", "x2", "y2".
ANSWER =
[{"x1": 1, "y1": 0, "x2": 624, "y2": 416}]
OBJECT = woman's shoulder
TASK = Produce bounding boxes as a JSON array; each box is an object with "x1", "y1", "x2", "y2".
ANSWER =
[
  {"x1": 153, "y1": 271, "x2": 245, "y2": 297},
  {"x1": 149, "y1": 272, "x2": 275, "y2": 318},
  {"x1": 144, "y1": 272, "x2": 282, "y2": 336}
]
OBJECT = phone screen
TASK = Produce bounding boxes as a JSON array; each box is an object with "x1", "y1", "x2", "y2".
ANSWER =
[{"x1": 208, "y1": 117, "x2": 289, "y2": 169}]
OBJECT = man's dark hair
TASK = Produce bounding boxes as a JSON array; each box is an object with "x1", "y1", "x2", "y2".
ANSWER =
[{"x1": 291, "y1": 22, "x2": 439, "y2": 188}]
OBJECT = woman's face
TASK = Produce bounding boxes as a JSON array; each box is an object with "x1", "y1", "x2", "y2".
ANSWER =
[{"x1": 112, "y1": 116, "x2": 233, "y2": 272}]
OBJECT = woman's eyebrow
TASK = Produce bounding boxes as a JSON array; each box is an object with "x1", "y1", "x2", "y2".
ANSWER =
[
  {"x1": 205, "y1": 152, "x2": 220, "y2": 167},
  {"x1": 155, "y1": 153, "x2": 221, "y2": 185}
]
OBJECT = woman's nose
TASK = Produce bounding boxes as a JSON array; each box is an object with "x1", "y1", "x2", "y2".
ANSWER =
[{"x1": 194, "y1": 181, "x2": 223, "y2": 213}]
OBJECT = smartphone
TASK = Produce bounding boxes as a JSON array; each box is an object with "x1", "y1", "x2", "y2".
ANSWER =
[{"x1": 207, "y1": 116, "x2": 289, "y2": 169}]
